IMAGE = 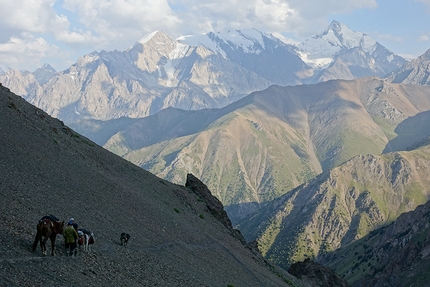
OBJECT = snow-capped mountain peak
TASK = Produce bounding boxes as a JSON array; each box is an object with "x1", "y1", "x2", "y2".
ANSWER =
[
  {"x1": 40, "y1": 63, "x2": 56, "y2": 73},
  {"x1": 299, "y1": 20, "x2": 386, "y2": 70},
  {"x1": 137, "y1": 30, "x2": 160, "y2": 44},
  {"x1": 178, "y1": 28, "x2": 278, "y2": 57},
  {"x1": 318, "y1": 20, "x2": 376, "y2": 52},
  {"x1": 177, "y1": 33, "x2": 224, "y2": 55},
  {"x1": 213, "y1": 29, "x2": 266, "y2": 52},
  {"x1": 177, "y1": 28, "x2": 308, "y2": 86},
  {"x1": 129, "y1": 30, "x2": 177, "y2": 51}
]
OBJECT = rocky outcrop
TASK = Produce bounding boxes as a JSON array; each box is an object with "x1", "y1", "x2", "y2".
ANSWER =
[
  {"x1": 185, "y1": 173, "x2": 246, "y2": 244},
  {"x1": 288, "y1": 258, "x2": 349, "y2": 287}
]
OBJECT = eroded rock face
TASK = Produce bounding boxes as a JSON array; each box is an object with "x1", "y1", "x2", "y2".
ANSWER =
[
  {"x1": 288, "y1": 258, "x2": 350, "y2": 287},
  {"x1": 185, "y1": 173, "x2": 245, "y2": 242}
]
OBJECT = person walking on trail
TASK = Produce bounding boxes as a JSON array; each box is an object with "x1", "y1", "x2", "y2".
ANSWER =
[{"x1": 63, "y1": 222, "x2": 78, "y2": 257}]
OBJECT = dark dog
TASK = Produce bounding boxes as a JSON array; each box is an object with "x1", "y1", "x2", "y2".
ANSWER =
[{"x1": 120, "y1": 233, "x2": 130, "y2": 246}]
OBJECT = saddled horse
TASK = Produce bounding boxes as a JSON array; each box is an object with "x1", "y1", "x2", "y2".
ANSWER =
[{"x1": 32, "y1": 215, "x2": 64, "y2": 256}]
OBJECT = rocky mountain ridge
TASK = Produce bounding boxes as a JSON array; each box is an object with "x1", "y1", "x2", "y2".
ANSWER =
[
  {"x1": 386, "y1": 47, "x2": 430, "y2": 85},
  {"x1": 178, "y1": 28, "x2": 312, "y2": 85}
]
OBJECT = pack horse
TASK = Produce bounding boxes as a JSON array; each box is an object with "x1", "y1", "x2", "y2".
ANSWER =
[
  {"x1": 32, "y1": 215, "x2": 64, "y2": 256},
  {"x1": 78, "y1": 229, "x2": 95, "y2": 252}
]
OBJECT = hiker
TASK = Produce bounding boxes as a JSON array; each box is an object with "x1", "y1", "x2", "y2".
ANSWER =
[
  {"x1": 68, "y1": 217, "x2": 78, "y2": 231},
  {"x1": 63, "y1": 222, "x2": 78, "y2": 257}
]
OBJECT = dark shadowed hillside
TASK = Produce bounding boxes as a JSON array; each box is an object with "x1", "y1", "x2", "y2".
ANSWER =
[
  {"x1": 0, "y1": 84, "x2": 311, "y2": 286},
  {"x1": 320, "y1": 198, "x2": 430, "y2": 287}
]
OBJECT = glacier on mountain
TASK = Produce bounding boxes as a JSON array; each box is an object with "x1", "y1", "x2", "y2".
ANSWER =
[
  {"x1": 178, "y1": 28, "x2": 278, "y2": 57},
  {"x1": 298, "y1": 20, "x2": 378, "y2": 69}
]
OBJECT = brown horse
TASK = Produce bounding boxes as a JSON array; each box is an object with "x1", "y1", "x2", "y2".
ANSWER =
[{"x1": 32, "y1": 216, "x2": 64, "y2": 256}]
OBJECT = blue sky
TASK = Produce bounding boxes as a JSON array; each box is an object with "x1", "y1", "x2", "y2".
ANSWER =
[{"x1": 0, "y1": 0, "x2": 429, "y2": 72}]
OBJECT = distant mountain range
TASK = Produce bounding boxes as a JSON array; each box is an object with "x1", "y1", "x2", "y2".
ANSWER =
[{"x1": 0, "y1": 20, "x2": 408, "y2": 125}]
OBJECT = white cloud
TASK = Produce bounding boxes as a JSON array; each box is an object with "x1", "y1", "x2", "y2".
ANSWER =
[
  {"x1": 0, "y1": 0, "x2": 380, "y2": 46},
  {"x1": 56, "y1": 0, "x2": 379, "y2": 45},
  {"x1": 0, "y1": 0, "x2": 101, "y2": 69},
  {"x1": 0, "y1": 0, "x2": 56, "y2": 33},
  {"x1": 0, "y1": 1, "x2": 90, "y2": 43},
  {"x1": 61, "y1": 0, "x2": 182, "y2": 47},
  {"x1": 289, "y1": 0, "x2": 377, "y2": 35},
  {"x1": 0, "y1": 34, "x2": 65, "y2": 70},
  {"x1": 418, "y1": 34, "x2": 430, "y2": 41},
  {"x1": 57, "y1": 30, "x2": 94, "y2": 44},
  {"x1": 165, "y1": 0, "x2": 378, "y2": 37},
  {"x1": 0, "y1": 35, "x2": 52, "y2": 55}
]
